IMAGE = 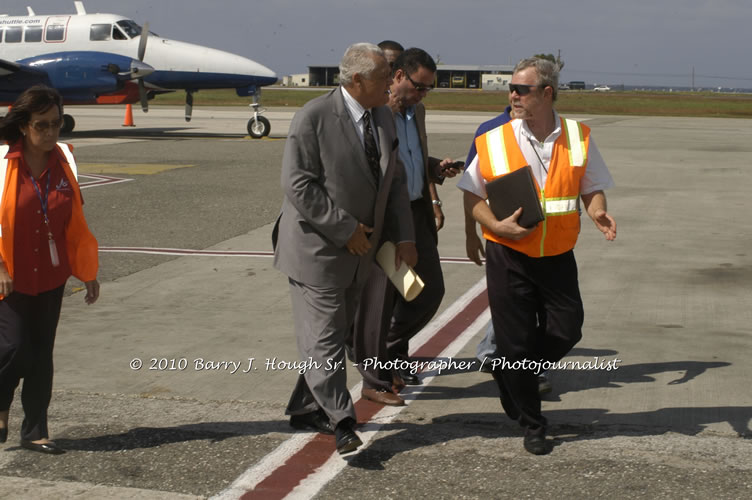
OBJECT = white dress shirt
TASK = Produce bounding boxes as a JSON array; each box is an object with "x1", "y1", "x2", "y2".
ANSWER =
[{"x1": 341, "y1": 86, "x2": 380, "y2": 154}]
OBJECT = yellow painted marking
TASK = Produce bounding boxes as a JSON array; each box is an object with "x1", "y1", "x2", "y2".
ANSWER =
[{"x1": 78, "y1": 163, "x2": 195, "y2": 175}]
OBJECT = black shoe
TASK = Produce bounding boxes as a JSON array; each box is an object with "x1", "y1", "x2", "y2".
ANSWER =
[
  {"x1": 0, "y1": 427, "x2": 7, "y2": 443},
  {"x1": 478, "y1": 358, "x2": 494, "y2": 374},
  {"x1": 523, "y1": 429, "x2": 550, "y2": 455},
  {"x1": 334, "y1": 419, "x2": 362, "y2": 455},
  {"x1": 397, "y1": 368, "x2": 421, "y2": 385},
  {"x1": 538, "y1": 373, "x2": 552, "y2": 395},
  {"x1": 289, "y1": 409, "x2": 334, "y2": 435},
  {"x1": 20, "y1": 440, "x2": 65, "y2": 455}
]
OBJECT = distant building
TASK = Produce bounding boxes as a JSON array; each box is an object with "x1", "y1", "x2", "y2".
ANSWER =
[
  {"x1": 303, "y1": 64, "x2": 513, "y2": 89},
  {"x1": 282, "y1": 73, "x2": 309, "y2": 87},
  {"x1": 482, "y1": 74, "x2": 510, "y2": 91}
]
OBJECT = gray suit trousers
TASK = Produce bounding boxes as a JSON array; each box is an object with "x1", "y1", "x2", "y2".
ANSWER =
[{"x1": 285, "y1": 278, "x2": 361, "y2": 426}]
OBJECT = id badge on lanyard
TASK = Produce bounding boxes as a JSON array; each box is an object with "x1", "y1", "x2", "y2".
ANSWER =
[{"x1": 30, "y1": 172, "x2": 60, "y2": 268}]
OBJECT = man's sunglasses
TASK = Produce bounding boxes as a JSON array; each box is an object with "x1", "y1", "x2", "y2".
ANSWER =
[
  {"x1": 508, "y1": 84, "x2": 544, "y2": 96},
  {"x1": 405, "y1": 73, "x2": 434, "y2": 92},
  {"x1": 29, "y1": 119, "x2": 62, "y2": 132}
]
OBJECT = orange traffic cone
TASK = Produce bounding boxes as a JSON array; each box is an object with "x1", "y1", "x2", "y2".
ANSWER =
[{"x1": 122, "y1": 104, "x2": 135, "y2": 127}]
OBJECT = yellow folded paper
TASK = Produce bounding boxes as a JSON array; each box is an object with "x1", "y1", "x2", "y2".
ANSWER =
[{"x1": 375, "y1": 241, "x2": 425, "y2": 302}]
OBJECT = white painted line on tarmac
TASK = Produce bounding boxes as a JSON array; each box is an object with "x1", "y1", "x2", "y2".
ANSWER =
[
  {"x1": 79, "y1": 173, "x2": 133, "y2": 189},
  {"x1": 99, "y1": 246, "x2": 483, "y2": 264},
  {"x1": 211, "y1": 278, "x2": 489, "y2": 500}
]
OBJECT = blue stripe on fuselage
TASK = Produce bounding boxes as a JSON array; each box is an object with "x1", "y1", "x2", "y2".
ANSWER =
[{"x1": 145, "y1": 71, "x2": 277, "y2": 90}]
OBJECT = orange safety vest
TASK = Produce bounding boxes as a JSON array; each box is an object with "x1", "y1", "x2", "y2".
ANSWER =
[
  {"x1": 0, "y1": 142, "x2": 98, "y2": 299},
  {"x1": 475, "y1": 118, "x2": 590, "y2": 257}
]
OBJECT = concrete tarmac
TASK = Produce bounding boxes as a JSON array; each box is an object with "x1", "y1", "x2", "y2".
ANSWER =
[{"x1": 0, "y1": 105, "x2": 750, "y2": 499}]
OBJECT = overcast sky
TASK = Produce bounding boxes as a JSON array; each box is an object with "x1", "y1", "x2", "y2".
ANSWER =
[{"x1": 3, "y1": 0, "x2": 751, "y2": 89}]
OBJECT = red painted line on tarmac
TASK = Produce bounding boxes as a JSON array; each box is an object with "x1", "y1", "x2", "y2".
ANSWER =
[{"x1": 240, "y1": 286, "x2": 489, "y2": 500}]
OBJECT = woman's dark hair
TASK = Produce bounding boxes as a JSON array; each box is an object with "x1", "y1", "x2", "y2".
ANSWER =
[{"x1": 0, "y1": 85, "x2": 63, "y2": 143}]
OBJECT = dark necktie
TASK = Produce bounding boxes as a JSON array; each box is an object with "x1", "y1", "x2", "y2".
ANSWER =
[{"x1": 362, "y1": 111, "x2": 381, "y2": 189}]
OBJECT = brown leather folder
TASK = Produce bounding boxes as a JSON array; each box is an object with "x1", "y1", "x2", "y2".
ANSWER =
[{"x1": 486, "y1": 166, "x2": 545, "y2": 229}]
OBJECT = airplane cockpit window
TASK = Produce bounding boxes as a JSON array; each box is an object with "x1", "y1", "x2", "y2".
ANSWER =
[
  {"x1": 5, "y1": 26, "x2": 22, "y2": 43},
  {"x1": 25, "y1": 27, "x2": 43, "y2": 43},
  {"x1": 116, "y1": 20, "x2": 142, "y2": 38},
  {"x1": 90, "y1": 24, "x2": 111, "y2": 41},
  {"x1": 112, "y1": 25, "x2": 128, "y2": 40},
  {"x1": 45, "y1": 25, "x2": 66, "y2": 42}
]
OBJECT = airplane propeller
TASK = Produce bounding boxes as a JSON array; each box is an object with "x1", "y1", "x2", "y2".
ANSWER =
[{"x1": 137, "y1": 22, "x2": 150, "y2": 112}]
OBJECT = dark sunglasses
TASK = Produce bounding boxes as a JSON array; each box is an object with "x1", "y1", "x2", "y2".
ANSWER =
[
  {"x1": 508, "y1": 84, "x2": 544, "y2": 96},
  {"x1": 405, "y1": 73, "x2": 434, "y2": 92},
  {"x1": 30, "y1": 119, "x2": 62, "y2": 132}
]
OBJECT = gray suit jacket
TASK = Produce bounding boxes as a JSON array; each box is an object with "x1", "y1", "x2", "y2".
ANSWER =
[{"x1": 273, "y1": 87, "x2": 414, "y2": 289}]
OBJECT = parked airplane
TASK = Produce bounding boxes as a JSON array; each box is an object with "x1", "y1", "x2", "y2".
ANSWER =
[{"x1": 0, "y1": 1, "x2": 277, "y2": 137}]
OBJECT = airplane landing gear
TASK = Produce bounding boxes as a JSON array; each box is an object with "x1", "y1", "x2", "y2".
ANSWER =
[
  {"x1": 247, "y1": 112, "x2": 270, "y2": 138},
  {"x1": 247, "y1": 91, "x2": 270, "y2": 138},
  {"x1": 61, "y1": 114, "x2": 75, "y2": 134}
]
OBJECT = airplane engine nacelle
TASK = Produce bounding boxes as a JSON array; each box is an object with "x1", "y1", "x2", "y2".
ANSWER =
[{"x1": 18, "y1": 51, "x2": 140, "y2": 95}]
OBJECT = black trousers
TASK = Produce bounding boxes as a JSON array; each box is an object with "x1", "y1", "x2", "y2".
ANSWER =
[
  {"x1": 385, "y1": 200, "x2": 445, "y2": 361},
  {"x1": 349, "y1": 200, "x2": 445, "y2": 390},
  {"x1": 0, "y1": 285, "x2": 65, "y2": 441},
  {"x1": 485, "y1": 242, "x2": 583, "y2": 431}
]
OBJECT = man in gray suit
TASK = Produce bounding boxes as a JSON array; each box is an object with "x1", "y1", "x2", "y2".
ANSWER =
[{"x1": 273, "y1": 42, "x2": 417, "y2": 455}]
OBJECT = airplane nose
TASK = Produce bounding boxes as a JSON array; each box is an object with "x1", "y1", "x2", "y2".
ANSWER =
[{"x1": 255, "y1": 63, "x2": 276, "y2": 80}]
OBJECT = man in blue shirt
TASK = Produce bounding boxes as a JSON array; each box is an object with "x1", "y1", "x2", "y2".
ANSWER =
[{"x1": 350, "y1": 47, "x2": 461, "y2": 406}]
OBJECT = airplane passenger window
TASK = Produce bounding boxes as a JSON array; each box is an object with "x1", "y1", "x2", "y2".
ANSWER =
[
  {"x1": 90, "y1": 24, "x2": 111, "y2": 41},
  {"x1": 24, "y1": 27, "x2": 43, "y2": 43},
  {"x1": 112, "y1": 25, "x2": 128, "y2": 40},
  {"x1": 5, "y1": 26, "x2": 22, "y2": 43},
  {"x1": 116, "y1": 20, "x2": 142, "y2": 38},
  {"x1": 45, "y1": 25, "x2": 66, "y2": 42}
]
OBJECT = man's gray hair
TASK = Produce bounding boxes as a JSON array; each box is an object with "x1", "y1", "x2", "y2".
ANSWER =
[
  {"x1": 339, "y1": 43, "x2": 384, "y2": 86},
  {"x1": 514, "y1": 57, "x2": 560, "y2": 101}
]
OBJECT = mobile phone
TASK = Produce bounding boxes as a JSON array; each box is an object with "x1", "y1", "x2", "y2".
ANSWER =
[{"x1": 442, "y1": 160, "x2": 465, "y2": 173}]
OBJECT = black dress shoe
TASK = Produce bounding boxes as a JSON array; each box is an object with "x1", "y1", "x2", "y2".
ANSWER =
[
  {"x1": 0, "y1": 427, "x2": 7, "y2": 443},
  {"x1": 289, "y1": 409, "x2": 334, "y2": 435},
  {"x1": 523, "y1": 429, "x2": 550, "y2": 455},
  {"x1": 397, "y1": 368, "x2": 421, "y2": 385},
  {"x1": 20, "y1": 440, "x2": 65, "y2": 455},
  {"x1": 334, "y1": 419, "x2": 362, "y2": 455}
]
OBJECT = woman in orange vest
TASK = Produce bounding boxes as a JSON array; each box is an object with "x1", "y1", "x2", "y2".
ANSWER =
[{"x1": 0, "y1": 85, "x2": 99, "y2": 455}]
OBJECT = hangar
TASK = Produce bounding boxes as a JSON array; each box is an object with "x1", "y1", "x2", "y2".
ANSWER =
[{"x1": 298, "y1": 64, "x2": 514, "y2": 90}]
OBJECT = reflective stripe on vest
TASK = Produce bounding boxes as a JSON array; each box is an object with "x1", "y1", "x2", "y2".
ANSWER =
[
  {"x1": 564, "y1": 118, "x2": 587, "y2": 167},
  {"x1": 545, "y1": 196, "x2": 579, "y2": 216},
  {"x1": 56, "y1": 142, "x2": 78, "y2": 180},
  {"x1": 484, "y1": 127, "x2": 510, "y2": 176}
]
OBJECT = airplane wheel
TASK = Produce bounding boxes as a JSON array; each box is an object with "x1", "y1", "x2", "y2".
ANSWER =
[
  {"x1": 61, "y1": 114, "x2": 75, "y2": 134},
  {"x1": 247, "y1": 116, "x2": 270, "y2": 138}
]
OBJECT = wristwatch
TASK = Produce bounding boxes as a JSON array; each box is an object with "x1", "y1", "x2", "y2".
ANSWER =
[{"x1": 432, "y1": 200, "x2": 442, "y2": 207}]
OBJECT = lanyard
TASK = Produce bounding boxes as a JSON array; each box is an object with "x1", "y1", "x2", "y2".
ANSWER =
[
  {"x1": 28, "y1": 170, "x2": 60, "y2": 267},
  {"x1": 29, "y1": 171, "x2": 52, "y2": 226}
]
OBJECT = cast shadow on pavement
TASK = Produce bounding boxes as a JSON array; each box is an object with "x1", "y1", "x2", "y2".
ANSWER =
[
  {"x1": 346, "y1": 405, "x2": 751, "y2": 471},
  {"x1": 64, "y1": 129, "x2": 258, "y2": 140},
  {"x1": 49, "y1": 420, "x2": 291, "y2": 452}
]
